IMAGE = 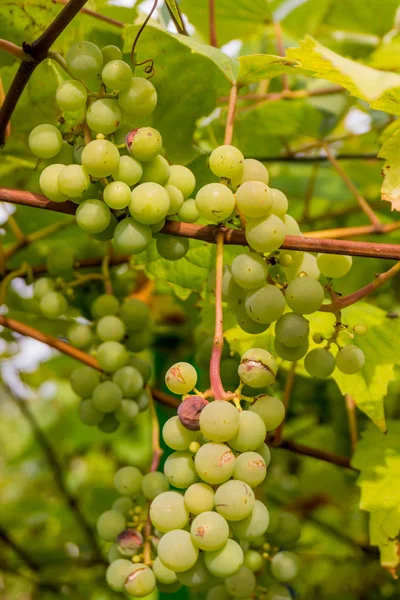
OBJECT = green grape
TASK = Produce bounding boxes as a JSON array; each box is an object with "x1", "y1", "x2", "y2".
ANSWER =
[
  {"x1": 214, "y1": 479, "x2": 255, "y2": 521},
  {"x1": 199, "y1": 400, "x2": 239, "y2": 442},
  {"x1": 249, "y1": 395, "x2": 285, "y2": 431},
  {"x1": 126, "y1": 328, "x2": 153, "y2": 352},
  {"x1": 150, "y1": 490, "x2": 189, "y2": 532},
  {"x1": 39, "y1": 164, "x2": 69, "y2": 202},
  {"x1": 58, "y1": 164, "x2": 90, "y2": 198},
  {"x1": 150, "y1": 219, "x2": 165, "y2": 233},
  {"x1": 336, "y1": 345, "x2": 365, "y2": 374},
  {"x1": 231, "y1": 252, "x2": 268, "y2": 290},
  {"x1": 106, "y1": 558, "x2": 136, "y2": 591},
  {"x1": 114, "y1": 466, "x2": 143, "y2": 496},
  {"x1": 184, "y1": 482, "x2": 215, "y2": 514},
  {"x1": 220, "y1": 357, "x2": 241, "y2": 390},
  {"x1": 97, "y1": 510, "x2": 126, "y2": 542},
  {"x1": 118, "y1": 77, "x2": 157, "y2": 119},
  {"x1": 236, "y1": 304, "x2": 270, "y2": 334},
  {"x1": 70, "y1": 366, "x2": 100, "y2": 397},
  {"x1": 256, "y1": 443, "x2": 271, "y2": 467},
  {"x1": 208, "y1": 265, "x2": 232, "y2": 300},
  {"x1": 178, "y1": 199, "x2": 199, "y2": 223},
  {"x1": 285, "y1": 276, "x2": 324, "y2": 314},
  {"x1": 101, "y1": 59, "x2": 132, "y2": 90},
  {"x1": 140, "y1": 155, "x2": 170, "y2": 185},
  {"x1": 103, "y1": 181, "x2": 131, "y2": 209},
  {"x1": 79, "y1": 399, "x2": 103, "y2": 426},
  {"x1": 67, "y1": 322, "x2": 92, "y2": 348},
  {"x1": 113, "y1": 217, "x2": 153, "y2": 254},
  {"x1": 243, "y1": 549, "x2": 264, "y2": 572},
  {"x1": 229, "y1": 500, "x2": 269, "y2": 540},
  {"x1": 46, "y1": 248, "x2": 75, "y2": 276},
  {"x1": 163, "y1": 451, "x2": 198, "y2": 488},
  {"x1": 102, "y1": 45, "x2": 122, "y2": 62},
  {"x1": 304, "y1": 348, "x2": 335, "y2": 378},
  {"x1": 56, "y1": 79, "x2": 87, "y2": 112},
  {"x1": 128, "y1": 356, "x2": 151, "y2": 384},
  {"x1": 162, "y1": 416, "x2": 200, "y2": 451},
  {"x1": 231, "y1": 158, "x2": 269, "y2": 187},
  {"x1": 112, "y1": 496, "x2": 134, "y2": 516},
  {"x1": 313, "y1": 332, "x2": 324, "y2": 344},
  {"x1": 156, "y1": 235, "x2": 189, "y2": 261},
  {"x1": 354, "y1": 323, "x2": 368, "y2": 336},
  {"x1": 167, "y1": 165, "x2": 196, "y2": 198},
  {"x1": 265, "y1": 584, "x2": 292, "y2": 600},
  {"x1": 165, "y1": 362, "x2": 197, "y2": 395},
  {"x1": 236, "y1": 181, "x2": 272, "y2": 218},
  {"x1": 270, "y1": 188, "x2": 289, "y2": 219},
  {"x1": 194, "y1": 442, "x2": 235, "y2": 484},
  {"x1": 92, "y1": 381, "x2": 122, "y2": 412},
  {"x1": 124, "y1": 563, "x2": 156, "y2": 597},
  {"x1": 33, "y1": 277, "x2": 55, "y2": 299},
  {"x1": 245, "y1": 214, "x2": 286, "y2": 254},
  {"x1": 141, "y1": 472, "x2": 170, "y2": 500},
  {"x1": 127, "y1": 127, "x2": 162, "y2": 162},
  {"x1": 29, "y1": 124, "x2": 63, "y2": 159},
  {"x1": 285, "y1": 251, "x2": 319, "y2": 282},
  {"x1": 98, "y1": 413, "x2": 119, "y2": 432},
  {"x1": 195, "y1": 183, "x2": 235, "y2": 223},
  {"x1": 275, "y1": 313, "x2": 309, "y2": 347},
  {"x1": 81, "y1": 139, "x2": 120, "y2": 178},
  {"x1": 73, "y1": 137, "x2": 85, "y2": 163},
  {"x1": 209, "y1": 144, "x2": 244, "y2": 179},
  {"x1": 233, "y1": 451, "x2": 267, "y2": 487},
  {"x1": 129, "y1": 182, "x2": 170, "y2": 224},
  {"x1": 108, "y1": 543, "x2": 123, "y2": 563},
  {"x1": 176, "y1": 554, "x2": 211, "y2": 588},
  {"x1": 120, "y1": 298, "x2": 149, "y2": 332},
  {"x1": 317, "y1": 253, "x2": 352, "y2": 278},
  {"x1": 204, "y1": 539, "x2": 243, "y2": 578},
  {"x1": 226, "y1": 566, "x2": 256, "y2": 598},
  {"x1": 152, "y1": 557, "x2": 178, "y2": 584},
  {"x1": 226, "y1": 279, "x2": 246, "y2": 315},
  {"x1": 96, "y1": 315, "x2": 126, "y2": 342},
  {"x1": 39, "y1": 291, "x2": 68, "y2": 319},
  {"x1": 275, "y1": 338, "x2": 309, "y2": 361},
  {"x1": 245, "y1": 284, "x2": 285, "y2": 324},
  {"x1": 229, "y1": 410, "x2": 267, "y2": 452},
  {"x1": 157, "y1": 530, "x2": 199, "y2": 573},
  {"x1": 113, "y1": 155, "x2": 143, "y2": 186},
  {"x1": 165, "y1": 184, "x2": 184, "y2": 215},
  {"x1": 66, "y1": 41, "x2": 103, "y2": 82},
  {"x1": 271, "y1": 551, "x2": 298, "y2": 582},
  {"x1": 91, "y1": 293, "x2": 120, "y2": 318},
  {"x1": 191, "y1": 511, "x2": 229, "y2": 551},
  {"x1": 279, "y1": 253, "x2": 293, "y2": 267},
  {"x1": 115, "y1": 399, "x2": 139, "y2": 422},
  {"x1": 268, "y1": 511, "x2": 301, "y2": 547},
  {"x1": 238, "y1": 348, "x2": 277, "y2": 388},
  {"x1": 97, "y1": 340, "x2": 129, "y2": 372},
  {"x1": 76, "y1": 199, "x2": 111, "y2": 234},
  {"x1": 92, "y1": 214, "x2": 118, "y2": 241},
  {"x1": 207, "y1": 586, "x2": 231, "y2": 600},
  {"x1": 113, "y1": 366, "x2": 143, "y2": 397},
  {"x1": 86, "y1": 99, "x2": 122, "y2": 135},
  {"x1": 157, "y1": 580, "x2": 182, "y2": 594}
]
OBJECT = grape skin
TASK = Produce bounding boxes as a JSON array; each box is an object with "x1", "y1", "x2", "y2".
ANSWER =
[
  {"x1": 236, "y1": 181, "x2": 272, "y2": 218},
  {"x1": 114, "y1": 466, "x2": 143, "y2": 496},
  {"x1": 245, "y1": 214, "x2": 286, "y2": 254},
  {"x1": 101, "y1": 59, "x2": 132, "y2": 90},
  {"x1": 113, "y1": 366, "x2": 143, "y2": 397},
  {"x1": 162, "y1": 415, "x2": 200, "y2": 450},
  {"x1": 141, "y1": 155, "x2": 170, "y2": 185},
  {"x1": 317, "y1": 253, "x2": 352, "y2": 278},
  {"x1": 184, "y1": 482, "x2": 215, "y2": 514},
  {"x1": 204, "y1": 539, "x2": 244, "y2": 578},
  {"x1": 70, "y1": 366, "x2": 100, "y2": 397},
  {"x1": 178, "y1": 198, "x2": 200, "y2": 223},
  {"x1": 214, "y1": 479, "x2": 255, "y2": 521},
  {"x1": 66, "y1": 41, "x2": 103, "y2": 82},
  {"x1": 231, "y1": 252, "x2": 268, "y2": 290},
  {"x1": 56, "y1": 79, "x2": 87, "y2": 112},
  {"x1": 113, "y1": 155, "x2": 143, "y2": 186},
  {"x1": 336, "y1": 345, "x2": 365, "y2": 374},
  {"x1": 249, "y1": 394, "x2": 285, "y2": 430},
  {"x1": 124, "y1": 563, "x2": 156, "y2": 597},
  {"x1": 29, "y1": 124, "x2": 63, "y2": 159},
  {"x1": 271, "y1": 551, "x2": 299, "y2": 582},
  {"x1": 238, "y1": 348, "x2": 277, "y2": 388},
  {"x1": 285, "y1": 276, "x2": 325, "y2": 314},
  {"x1": 58, "y1": 164, "x2": 90, "y2": 198},
  {"x1": 81, "y1": 139, "x2": 120, "y2": 178},
  {"x1": 156, "y1": 235, "x2": 189, "y2": 261},
  {"x1": 229, "y1": 499, "x2": 269, "y2": 540},
  {"x1": 209, "y1": 144, "x2": 244, "y2": 179},
  {"x1": 79, "y1": 399, "x2": 103, "y2": 426},
  {"x1": 127, "y1": 127, "x2": 162, "y2": 162},
  {"x1": 113, "y1": 218, "x2": 153, "y2": 254},
  {"x1": 225, "y1": 566, "x2": 256, "y2": 598},
  {"x1": 97, "y1": 340, "x2": 129, "y2": 372},
  {"x1": 195, "y1": 183, "x2": 235, "y2": 223},
  {"x1": 152, "y1": 557, "x2": 178, "y2": 584},
  {"x1": 190, "y1": 510, "x2": 230, "y2": 551},
  {"x1": 164, "y1": 451, "x2": 198, "y2": 488},
  {"x1": 245, "y1": 284, "x2": 286, "y2": 324},
  {"x1": 67, "y1": 323, "x2": 92, "y2": 348},
  {"x1": 86, "y1": 99, "x2": 122, "y2": 134},
  {"x1": 194, "y1": 442, "x2": 236, "y2": 484},
  {"x1": 165, "y1": 362, "x2": 197, "y2": 395},
  {"x1": 233, "y1": 451, "x2": 267, "y2": 487},
  {"x1": 199, "y1": 400, "x2": 240, "y2": 442},
  {"x1": 150, "y1": 491, "x2": 189, "y2": 532},
  {"x1": 97, "y1": 510, "x2": 126, "y2": 542},
  {"x1": 167, "y1": 165, "x2": 196, "y2": 198},
  {"x1": 141, "y1": 471, "x2": 170, "y2": 500},
  {"x1": 228, "y1": 411, "x2": 267, "y2": 452},
  {"x1": 39, "y1": 164, "x2": 69, "y2": 202},
  {"x1": 275, "y1": 337, "x2": 309, "y2": 361},
  {"x1": 275, "y1": 313, "x2": 310, "y2": 348},
  {"x1": 91, "y1": 293, "x2": 120, "y2": 318},
  {"x1": 166, "y1": 184, "x2": 184, "y2": 214},
  {"x1": 118, "y1": 77, "x2": 157, "y2": 119},
  {"x1": 304, "y1": 348, "x2": 335, "y2": 378},
  {"x1": 231, "y1": 158, "x2": 269, "y2": 187},
  {"x1": 157, "y1": 530, "x2": 199, "y2": 572},
  {"x1": 92, "y1": 381, "x2": 122, "y2": 413},
  {"x1": 129, "y1": 182, "x2": 170, "y2": 225}
]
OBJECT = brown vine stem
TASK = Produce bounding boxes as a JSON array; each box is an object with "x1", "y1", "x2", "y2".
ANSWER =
[
  {"x1": 1, "y1": 188, "x2": 400, "y2": 260},
  {"x1": 345, "y1": 394, "x2": 358, "y2": 453},
  {"x1": 279, "y1": 439, "x2": 354, "y2": 470},
  {"x1": 219, "y1": 85, "x2": 344, "y2": 103},
  {"x1": 52, "y1": 0, "x2": 125, "y2": 28},
  {"x1": 0, "y1": 0, "x2": 90, "y2": 146},
  {"x1": 273, "y1": 361, "x2": 296, "y2": 445},
  {"x1": 305, "y1": 221, "x2": 400, "y2": 240},
  {"x1": 322, "y1": 142, "x2": 382, "y2": 231},
  {"x1": 209, "y1": 0, "x2": 218, "y2": 47},
  {"x1": 320, "y1": 260, "x2": 400, "y2": 312},
  {"x1": 0, "y1": 78, "x2": 11, "y2": 142},
  {"x1": 210, "y1": 230, "x2": 228, "y2": 400},
  {"x1": 0, "y1": 40, "x2": 30, "y2": 61}
]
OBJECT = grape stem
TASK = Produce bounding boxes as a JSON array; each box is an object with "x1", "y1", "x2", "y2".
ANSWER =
[
  {"x1": 0, "y1": 40, "x2": 30, "y2": 61},
  {"x1": 345, "y1": 394, "x2": 358, "y2": 453},
  {"x1": 210, "y1": 230, "x2": 229, "y2": 400},
  {"x1": 101, "y1": 249, "x2": 113, "y2": 294},
  {"x1": 224, "y1": 83, "x2": 238, "y2": 145}
]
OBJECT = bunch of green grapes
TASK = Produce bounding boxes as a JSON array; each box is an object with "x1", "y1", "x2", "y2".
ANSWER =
[
  {"x1": 29, "y1": 41, "x2": 198, "y2": 262},
  {"x1": 69, "y1": 294, "x2": 153, "y2": 432}
]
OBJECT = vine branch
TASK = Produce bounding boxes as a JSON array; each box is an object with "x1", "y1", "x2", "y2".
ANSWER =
[
  {"x1": 279, "y1": 439, "x2": 354, "y2": 470},
  {"x1": 0, "y1": 40, "x2": 30, "y2": 61},
  {"x1": 0, "y1": 525, "x2": 40, "y2": 571}
]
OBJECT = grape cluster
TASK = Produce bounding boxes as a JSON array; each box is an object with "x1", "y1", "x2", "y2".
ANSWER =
[
  {"x1": 29, "y1": 41, "x2": 198, "y2": 260},
  {"x1": 69, "y1": 294, "x2": 153, "y2": 432}
]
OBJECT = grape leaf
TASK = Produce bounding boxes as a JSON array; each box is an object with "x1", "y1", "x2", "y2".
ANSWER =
[
  {"x1": 287, "y1": 36, "x2": 400, "y2": 115},
  {"x1": 378, "y1": 127, "x2": 400, "y2": 211},
  {"x1": 352, "y1": 421, "x2": 400, "y2": 570},
  {"x1": 237, "y1": 54, "x2": 300, "y2": 87}
]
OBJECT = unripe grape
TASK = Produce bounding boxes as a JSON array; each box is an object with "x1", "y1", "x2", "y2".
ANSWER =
[
  {"x1": 225, "y1": 566, "x2": 256, "y2": 598},
  {"x1": 231, "y1": 158, "x2": 269, "y2": 187},
  {"x1": 229, "y1": 411, "x2": 267, "y2": 452},
  {"x1": 354, "y1": 324, "x2": 368, "y2": 336},
  {"x1": 164, "y1": 451, "x2": 198, "y2": 488},
  {"x1": 56, "y1": 79, "x2": 87, "y2": 112},
  {"x1": 91, "y1": 293, "x2": 120, "y2": 318},
  {"x1": 167, "y1": 165, "x2": 196, "y2": 198},
  {"x1": 141, "y1": 155, "x2": 170, "y2": 185},
  {"x1": 66, "y1": 41, "x2": 103, "y2": 82},
  {"x1": 102, "y1": 45, "x2": 122, "y2": 62},
  {"x1": 245, "y1": 214, "x2": 286, "y2": 254},
  {"x1": 97, "y1": 510, "x2": 125, "y2": 542},
  {"x1": 96, "y1": 315, "x2": 126, "y2": 342},
  {"x1": 58, "y1": 164, "x2": 90, "y2": 198},
  {"x1": 156, "y1": 235, "x2": 189, "y2": 260},
  {"x1": 98, "y1": 413, "x2": 120, "y2": 433},
  {"x1": 336, "y1": 345, "x2": 365, "y2": 374},
  {"x1": 103, "y1": 181, "x2": 131, "y2": 209},
  {"x1": 86, "y1": 99, "x2": 122, "y2": 134},
  {"x1": 150, "y1": 219, "x2": 165, "y2": 233},
  {"x1": 270, "y1": 188, "x2": 289, "y2": 218},
  {"x1": 101, "y1": 59, "x2": 132, "y2": 90},
  {"x1": 274, "y1": 337, "x2": 309, "y2": 361},
  {"x1": 39, "y1": 291, "x2": 68, "y2": 319},
  {"x1": 67, "y1": 322, "x2": 93, "y2": 348},
  {"x1": 39, "y1": 164, "x2": 68, "y2": 202},
  {"x1": 113, "y1": 217, "x2": 152, "y2": 254},
  {"x1": 285, "y1": 275, "x2": 325, "y2": 314},
  {"x1": 243, "y1": 549, "x2": 264, "y2": 572},
  {"x1": 113, "y1": 155, "x2": 143, "y2": 186},
  {"x1": 113, "y1": 366, "x2": 143, "y2": 397},
  {"x1": 236, "y1": 304, "x2": 270, "y2": 334},
  {"x1": 76, "y1": 199, "x2": 111, "y2": 234},
  {"x1": 304, "y1": 348, "x2": 335, "y2": 378},
  {"x1": 195, "y1": 183, "x2": 235, "y2": 223},
  {"x1": 97, "y1": 341, "x2": 129, "y2": 372},
  {"x1": 279, "y1": 253, "x2": 293, "y2": 267},
  {"x1": 33, "y1": 277, "x2": 55, "y2": 299},
  {"x1": 165, "y1": 362, "x2": 197, "y2": 395},
  {"x1": 79, "y1": 399, "x2": 103, "y2": 426},
  {"x1": 275, "y1": 312, "x2": 310, "y2": 347},
  {"x1": 209, "y1": 144, "x2": 244, "y2": 179},
  {"x1": 178, "y1": 198, "x2": 199, "y2": 222},
  {"x1": 165, "y1": 184, "x2": 184, "y2": 215},
  {"x1": 245, "y1": 284, "x2": 285, "y2": 324},
  {"x1": 250, "y1": 394, "x2": 285, "y2": 430},
  {"x1": 126, "y1": 127, "x2": 162, "y2": 162},
  {"x1": 130, "y1": 182, "x2": 170, "y2": 224},
  {"x1": 238, "y1": 348, "x2": 277, "y2": 388},
  {"x1": 81, "y1": 139, "x2": 120, "y2": 178},
  {"x1": 317, "y1": 253, "x2": 352, "y2": 278},
  {"x1": 236, "y1": 181, "x2": 272, "y2": 218},
  {"x1": 118, "y1": 77, "x2": 157, "y2": 119},
  {"x1": 92, "y1": 381, "x2": 122, "y2": 412},
  {"x1": 271, "y1": 551, "x2": 299, "y2": 582},
  {"x1": 231, "y1": 252, "x2": 268, "y2": 290},
  {"x1": 204, "y1": 538, "x2": 244, "y2": 578},
  {"x1": 29, "y1": 124, "x2": 62, "y2": 159}
]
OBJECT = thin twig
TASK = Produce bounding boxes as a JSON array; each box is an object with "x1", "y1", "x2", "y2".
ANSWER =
[
  {"x1": 51, "y1": 0, "x2": 125, "y2": 28},
  {"x1": 208, "y1": 0, "x2": 218, "y2": 47},
  {"x1": 0, "y1": 526, "x2": 40, "y2": 571},
  {"x1": 322, "y1": 142, "x2": 382, "y2": 230},
  {"x1": 305, "y1": 221, "x2": 400, "y2": 240},
  {"x1": 278, "y1": 439, "x2": 354, "y2": 470},
  {"x1": 256, "y1": 153, "x2": 381, "y2": 163},
  {"x1": 2, "y1": 381, "x2": 103, "y2": 559},
  {"x1": 4, "y1": 217, "x2": 75, "y2": 262},
  {"x1": 210, "y1": 230, "x2": 227, "y2": 400},
  {"x1": 219, "y1": 85, "x2": 344, "y2": 103},
  {"x1": 273, "y1": 362, "x2": 296, "y2": 445},
  {"x1": 0, "y1": 40, "x2": 30, "y2": 60},
  {"x1": 345, "y1": 394, "x2": 358, "y2": 453},
  {"x1": 224, "y1": 83, "x2": 238, "y2": 146}
]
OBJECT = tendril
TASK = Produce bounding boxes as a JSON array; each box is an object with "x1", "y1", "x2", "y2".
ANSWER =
[{"x1": 130, "y1": 0, "x2": 158, "y2": 78}]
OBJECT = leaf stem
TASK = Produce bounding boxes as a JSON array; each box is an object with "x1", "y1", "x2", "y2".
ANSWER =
[
  {"x1": 208, "y1": 0, "x2": 218, "y2": 47},
  {"x1": 224, "y1": 83, "x2": 238, "y2": 145},
  {"x1": 0, "y1": 40, "x2": 30, "y2": 60},
  {"x1": 210, "y1": 230, "x2": 228, "y2": 400}
]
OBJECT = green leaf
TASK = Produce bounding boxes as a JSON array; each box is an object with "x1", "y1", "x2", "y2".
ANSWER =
[
  {"x1": 237, "y1": 54, "x2": 300, "y2": 86},
  {"x1": 378, "y1": 127, "x2": 400, "y2": 211},
  {"x1": 352, "y1": 421, "x2": 400, "y2": 569},
  {"x1": 165, "y1": 0, "x2": 186, "y2": 33},
  {"x1": 287, "y1": 36, "x2": 400, "y2": 115},
  {"x1": 123, "y1": 25, "x2": 238, "y2": 162}
]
